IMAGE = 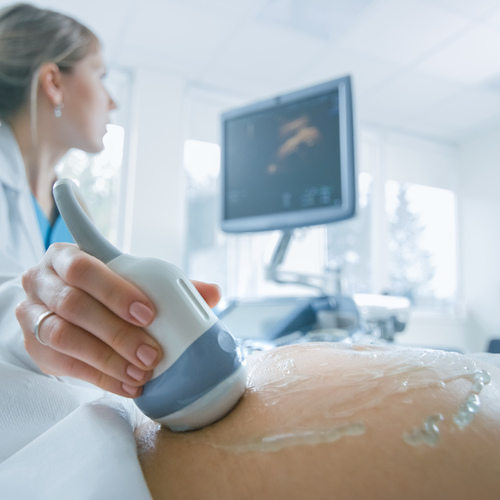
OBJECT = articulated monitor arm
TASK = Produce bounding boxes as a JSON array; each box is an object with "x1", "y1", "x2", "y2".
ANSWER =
[{"x1": 265, "y1": 230, "x2": 343, "y2": 294}]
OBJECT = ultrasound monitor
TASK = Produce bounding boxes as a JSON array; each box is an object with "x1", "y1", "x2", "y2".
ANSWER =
[{"x1": 220, "y1": 75, "x2": 356, "y2": 234}]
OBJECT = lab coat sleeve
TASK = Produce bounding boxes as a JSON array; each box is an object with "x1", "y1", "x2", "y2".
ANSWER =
[
  {"x1": 0, "y1": 272, "x2": 41, "y2": 373},
  {"x1": 0, "y1": 252, "x2": 25, "y2": 287}
]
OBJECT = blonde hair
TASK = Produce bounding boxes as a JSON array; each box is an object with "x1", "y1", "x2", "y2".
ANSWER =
[{"x1": 0, "y1": 3, "x2": 99, "y2": 122}]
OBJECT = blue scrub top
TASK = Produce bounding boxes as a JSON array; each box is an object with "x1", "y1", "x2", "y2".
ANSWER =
[{"x1": 31, "y1": 194, "x2": 74, "y2": 249}]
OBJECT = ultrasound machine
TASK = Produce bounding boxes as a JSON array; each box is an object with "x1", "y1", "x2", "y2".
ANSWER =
[{"x1": 215, "y1": 75, "x2": 410, "y2": 349}]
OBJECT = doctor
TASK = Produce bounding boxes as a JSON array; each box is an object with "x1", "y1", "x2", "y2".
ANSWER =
[{"x1": 0, "y1": 3, "x2": 220, "y2": 398}]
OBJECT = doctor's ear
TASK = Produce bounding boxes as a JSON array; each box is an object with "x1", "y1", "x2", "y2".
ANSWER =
[{"x1": 38, "y1": 62, "x2": 64, "y2": 110}]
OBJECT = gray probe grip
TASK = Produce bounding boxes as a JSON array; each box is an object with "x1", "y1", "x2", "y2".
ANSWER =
[{"x1": 53, "y1": 178, "x2": 121, "y2": 264}]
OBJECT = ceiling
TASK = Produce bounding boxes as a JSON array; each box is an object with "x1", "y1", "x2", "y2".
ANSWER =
[{"x1": 5, "y1": 0, "x2": 500, "y2": 144}]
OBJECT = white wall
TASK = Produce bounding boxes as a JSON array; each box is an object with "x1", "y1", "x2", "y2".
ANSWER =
[
  {"x1": 124, "y1": 69, "x2": 187, "y2": 267},
  {"x1": 457, "y1": 125, "x2": 500, "y2": 352},
  {"x1": 122, "y1": 80, "x2": 242, "y2": 269}
]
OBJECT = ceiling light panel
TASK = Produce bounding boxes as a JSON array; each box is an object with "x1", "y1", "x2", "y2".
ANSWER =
[
  {"x1": 296, "y1": 46, "x2": 400, "y2": 95},
  {"x1": 257, "y1": 0, "x2": 374, "y2": 41},
  {"x1": 339, "y1": 0, "x2": 469, "y2": 66},
  {"x1": 120, "y1": 0, "x2": 238, "y2": 66},
  {"x1": 201, "y1": 21, "x2": 326, "y2": 82}
]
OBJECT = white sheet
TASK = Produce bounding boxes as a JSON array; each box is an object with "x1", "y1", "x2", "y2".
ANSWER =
[
  {"x1": 0, "y1": 396, "x2": 152, "y2": 499},
  {"x1": 0, "y1": 277, "x2": 152, "y2": 499},
  {"x1": 0, "y1": 360, "x2": 152, "y2": 499},
  {"x1": 465, "y1": 351, "x2": 500, "y2": 370}
]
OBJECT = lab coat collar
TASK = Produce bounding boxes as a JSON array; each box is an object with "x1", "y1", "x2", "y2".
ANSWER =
[{"x1": 0, "y1": 122, "x2": 26, "y2": 192}]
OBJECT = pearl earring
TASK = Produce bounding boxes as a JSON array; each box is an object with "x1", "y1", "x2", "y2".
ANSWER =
[{"x1": 54, "y1": 103, "x2": 64, "y2": 118}]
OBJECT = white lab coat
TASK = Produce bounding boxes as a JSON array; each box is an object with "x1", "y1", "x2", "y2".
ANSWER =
[
  {"x1": 0, "y1": 123, "x2": 152, "y2": 498},
  {"x1": 0, "y1": 122, "x2": 45, "y2": 375},
  {"x1": 0, "y1": 122, "x2": 45, "y2": 366},
  {"x1": 0, "y1": 122, "x2": 45, "y2": 284}
]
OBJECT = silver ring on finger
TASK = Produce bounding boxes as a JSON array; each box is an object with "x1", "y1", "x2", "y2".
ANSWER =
[{"x1": 34, "y1": 311, "x2": 56, "y2": 346}]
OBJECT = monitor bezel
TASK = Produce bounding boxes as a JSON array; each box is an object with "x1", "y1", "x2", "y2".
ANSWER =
[{"x1": 220, "y1": 75, "x2": 356, "y2": 233}]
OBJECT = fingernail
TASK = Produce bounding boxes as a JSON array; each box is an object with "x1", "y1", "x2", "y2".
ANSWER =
[
  {"x1": 137, "y1": 344, "x2": 158, "y2": 367},
  {"x1": 129, "y1": 301, "x2": 154, "y2": 325},
  {"x1": 127, "y1": 364, "x2": 145, "y2": 382},
  {"x1": 122, "y1": 383, "x2": 139, "y2": 397}
]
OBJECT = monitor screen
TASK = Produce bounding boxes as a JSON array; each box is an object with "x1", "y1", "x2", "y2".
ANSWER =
[{"x1": 220, "y1": 75, "x2": 356, "y2": 233}]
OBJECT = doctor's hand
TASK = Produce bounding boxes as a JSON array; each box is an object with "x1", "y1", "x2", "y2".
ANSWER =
[{"x1": 15, "y1": 243, "x2": 222, "y2": 398}]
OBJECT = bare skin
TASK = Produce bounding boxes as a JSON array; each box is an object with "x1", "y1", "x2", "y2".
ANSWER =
[{"x1": 136, "y1": 343, "x2": 500, "y2": 500}]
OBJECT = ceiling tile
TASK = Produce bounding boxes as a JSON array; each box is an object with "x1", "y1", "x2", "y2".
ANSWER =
[
  {"x1": 484, "y1": 4, "x2": 500, "y2": 29},
  {"x1": 117, "y1": 0, "x2": 238, "y2": 67},
  {"x1": 197, "y1": 70, "x2": 292, "y2": 101},
  {"x1": 416, "y1": 24, "x2": 500, "y2": 85},
  {"x1": 422, "y1": 0, "x2": 500, "y2": 18},
  {"x1": 257, "y1": 0, "x2": 374, "y2": 41},
  {"x1": 338, "y1": 0, "x2": 469, "y2": 66},
  {"x1": 166, "y1": 0, "x2": 260, "y2": 17},
  {"x1": 113, "y1": 45, "x2": 203, "y2": 79},
  {"x1": 26, "y1": 0, "x2": 135, "y2": 54},
  {"x1": 294, "y1": 46, "x2": 401, "y2": 95},
  {"x1": 4, "y1": 0, "x2": 500, "y2": 143},
  {"x1": 359, "y1": 71, "x2": 463, "y2": 125},
  {"x1": 410, "y1": 87, "x2": 500, "y2": 138},
  {"x1": 200, "y1": 20, "x2": 326, "y2": 83}
]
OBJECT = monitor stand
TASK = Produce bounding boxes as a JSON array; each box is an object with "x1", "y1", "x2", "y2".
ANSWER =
[
  {"x1": 214, "y1": 229, "x2": 361, "y2": 348},
  {"x1": 216, "y1": 229, "x2": 410, "y2": 347},
  {"x1": 265, "y1": 229, "x2": 343, "y2": 295}
]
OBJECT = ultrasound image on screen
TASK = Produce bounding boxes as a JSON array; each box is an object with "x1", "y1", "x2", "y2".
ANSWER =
[{"x1": 224, "y1": 91, "x2": 342, "y2": 221}]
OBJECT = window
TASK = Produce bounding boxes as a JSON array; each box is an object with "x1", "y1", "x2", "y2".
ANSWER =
[
  {"x1": 56, "y1": 124, "x2": 124, "y2": 244},
  {"x1": 327, "y1": 172, "x2": 373, "y2": 294},
  {"x1": 54, "y1": 67, "x2": 131, "y2": 245},
  {"x1": 385, "y1": 181, "x2": 457, "y2": 312},
  {"x1": 184, "y1": 140, "x2": 230, "y2": 292}
]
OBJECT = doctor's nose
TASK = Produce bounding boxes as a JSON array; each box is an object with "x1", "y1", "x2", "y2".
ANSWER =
[{"x1": 108, "y1": 92, "x2": 117, "y2": 112}]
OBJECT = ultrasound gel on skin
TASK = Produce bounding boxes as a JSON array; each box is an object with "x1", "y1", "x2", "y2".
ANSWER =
[{"x1": 53, "y1": 178, "x2": 246, "y2": 432}]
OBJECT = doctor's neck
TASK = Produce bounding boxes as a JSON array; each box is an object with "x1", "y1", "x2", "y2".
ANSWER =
[{"x1": 9, "y1": 111, "x2": 68, "y2": 218}]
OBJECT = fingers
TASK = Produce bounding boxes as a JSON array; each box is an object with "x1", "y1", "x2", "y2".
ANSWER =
[
  {"x1": 32, "y1": 244, "x2": 162, "y2": 366},
  {"x1": 45, "y1": 244, "x2": 157, "y2": 327},
  {"x1": 29, "y1": 269, "x2": 160, "y2": 370},
  {"x1": 192, "y1": 280, "x2": 222, "y2": 309},
  {"x1": 17, "y1": 302, "x2": 151, "y2": 397},
  {"x1": 17, "y1": 242, "x2": 224, "y2": 398},
  {"x1": 31, "y1": 345, "x2": 143, "y2": 398},
  {"x1": 18, "y1": 244, "x2": 162, "y2": 396}
]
